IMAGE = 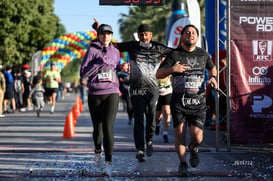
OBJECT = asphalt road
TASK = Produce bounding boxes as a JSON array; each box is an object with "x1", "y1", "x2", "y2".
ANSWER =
[{"x1": 0, "y1": 93, "x2": 272, "y2": 180}]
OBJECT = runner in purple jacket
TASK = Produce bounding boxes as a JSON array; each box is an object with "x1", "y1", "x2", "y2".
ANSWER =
[{"x1": 80, "y1": 24, "x2": 120, "y2": 177}]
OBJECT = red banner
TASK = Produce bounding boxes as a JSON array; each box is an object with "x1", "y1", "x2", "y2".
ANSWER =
[{"x1": 230, "y1": 0, "x2": 273, "y2": 143}]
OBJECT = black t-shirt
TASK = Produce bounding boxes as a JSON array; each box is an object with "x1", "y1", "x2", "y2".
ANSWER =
[
  {"x1": 117, "y1": 41, "x2": 172, "y2": 89},
  {"x1": 159, "y1": 46, "x2": 215, "y2": 111}
]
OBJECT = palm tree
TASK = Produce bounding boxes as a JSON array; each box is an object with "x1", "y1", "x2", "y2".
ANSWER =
[
  {"x1": 118, "y1": 1, "x2": 172, "y2": 43},
  {"x1": 118, "y1": 0, "x2": 205, "y2": 43}
]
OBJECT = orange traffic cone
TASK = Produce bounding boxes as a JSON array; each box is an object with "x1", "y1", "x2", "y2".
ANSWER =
[
  {"x1": 76, "y1": 96, "x2": 80, "y2": 105},
  {"x1": 72, "y1": 104, "x2": 80, "y2": 124},
  {"x1": 75, "y1": 95, "x2": 83, "y2": 112},
  {"x1": 69, "y1": 108, "x2": 76, "y2": 126},
  {"x1": 79, "y1": 99, "x2": 83, "y2": 112},
  {"x1": 63, "y1": 111, "x2": 74, "y2": 138}
]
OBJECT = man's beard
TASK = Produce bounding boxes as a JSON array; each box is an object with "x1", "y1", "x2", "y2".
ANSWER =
[{"x1": 183, "y1": 40, "x2": 195, "y2": 48}]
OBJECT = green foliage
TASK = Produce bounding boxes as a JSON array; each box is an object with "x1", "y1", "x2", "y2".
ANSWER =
[
  {"x1": 0, "y1": 0, "x2": 65, "y2": 66},
  {"x1": 118, "y1": 1, "x2": 172, "y2": 43},
  {"x1": 61, "y1": 59, "x2": 81, "y2": 83},
  {"x1": 118, "y1": 0, "x2": 205, "y2": 43}
]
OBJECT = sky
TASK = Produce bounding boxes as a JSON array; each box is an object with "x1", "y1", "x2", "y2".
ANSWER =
[{"x1": 54, "y1": 0, "x2": 129, "y2": 41}]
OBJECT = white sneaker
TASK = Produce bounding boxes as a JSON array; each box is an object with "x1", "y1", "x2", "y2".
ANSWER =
[
  {"x1": 94, "y1": 152, "x2": 103, "y2": 171},
  {"x1": 0, "y1": 114, "x2": 5, "y2": 118},
  {"x1": 94, "y1": 152, "x2": 102, "y2": 163},
  {"x1": 50, "y1": 106, "x2": 55, "y2": 114},
  {"x1": 102, "y1": 162, "x2": 112, "y2": 176}
]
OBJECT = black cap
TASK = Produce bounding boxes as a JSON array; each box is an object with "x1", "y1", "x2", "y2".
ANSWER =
[
  {"x1": 6, "y1": 65, "x2": 11, "y2": 71},
  {"x1": 138, "y1": 24, "x2": 151, "y2": 33},
  {"x1": 97, "y1": 24, "x2": 113, "y2": 34}
]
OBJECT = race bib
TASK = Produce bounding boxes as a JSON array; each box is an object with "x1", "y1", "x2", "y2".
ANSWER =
[
  {"x1": 98, "y1": 70, "x2": 116, "y2": 82},
  {"x1": 159, "y1": 86, "x2": 172, "y2": 96},
  {"x1": 184, "y1": 75, "x2": 203, "y2": 95}
]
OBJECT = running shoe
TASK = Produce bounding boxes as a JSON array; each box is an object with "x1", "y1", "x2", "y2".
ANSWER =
[
  {"x1": 102, "y1": 162, "x2": 112, "y2": 176},
  {"x1": 128, "y1": 119, "x2": 132, "y2": 125},
  {"x1": 94, "y1": 151, "x2": 103, "y2": 171},
  {"x1": 94, "y1": 152, "x2": 102, "y2": 163},
  {"x1": 189, "y1": 144, "x2": 199, "y2": 167},
  {"x1": 146, "y1": 141, "x2": 153, "y2": 157},
  {"x1": 27, "y1": 107, "x2": 33, "y2": 111},
  {"x1": 178, "y1": 161, "x2": 189, "y2": 177},
  {"x1": 136, "y1": 150, "x2": 145, "y2": 162},
  {"x1": 163, "y1": 134, "x2": 168, "y2": 143}
]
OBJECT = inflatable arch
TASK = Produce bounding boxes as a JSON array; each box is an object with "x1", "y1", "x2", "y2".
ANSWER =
[{"x1": 41, "y1": 31, "x2": 129, "y2": 72}]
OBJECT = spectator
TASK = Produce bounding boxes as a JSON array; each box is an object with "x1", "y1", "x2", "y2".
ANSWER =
[
  {"x1": 14, "y1": 69, "x2": 25, "y2": 112},
  {"x1": 3, "y1": 65, "x2": 16, "y2": 113},
  {"x1": 57, "y1": 81, "x2": 64, "y2": 100},
  {"x1": 22, "y1": 69, "x2": 32, "y2": 111},
  {"x1": 78, "y1": 77, "x2": 87, "y2": 105},
  {"x1": 118, "y1": 62, "x2": 133, "y2": 125},
  {"x1": 0, "y1": 65, "x2": 6, "y2": 117}
]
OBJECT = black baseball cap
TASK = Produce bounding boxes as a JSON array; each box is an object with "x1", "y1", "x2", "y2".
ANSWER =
[
  {"x1": 138, "y1": 24, "x2": 151, "y2": 33},
  {"x1": 6, "y1": 65, "x2": 11, "y2": 71},
  {"x1": 97, "y1": 24, "x2": 113, "y2": 34}
]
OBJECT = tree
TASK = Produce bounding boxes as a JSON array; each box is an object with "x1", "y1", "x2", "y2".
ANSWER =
[
  {"x1": 118, "y1": 1, "x2": 172, "y2": 43},
  {"x1": 61, "y1": 59, "x2": 81, "y2": 83},
  {"x1": 0, "y1": 0, "x2": 65, "y2": 66},
  {"x1": 118, "y1": 0, "x2": 205, "y2": 43}
]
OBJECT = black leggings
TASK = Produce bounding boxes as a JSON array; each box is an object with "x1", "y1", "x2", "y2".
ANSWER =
[
  {"x1": 88, "y1": 93, "x2": 119, "y2": 162},
  {"x1": 131, "y1": 89, "x2": 159, "y2": 151}
]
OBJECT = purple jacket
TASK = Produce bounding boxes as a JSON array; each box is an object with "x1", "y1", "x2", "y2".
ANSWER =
[{"x1": 80, "y1": 40, "x2": 120, "y2": 95}]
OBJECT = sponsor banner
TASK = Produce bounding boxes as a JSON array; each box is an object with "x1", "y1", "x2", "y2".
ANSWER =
[
  {"x1": 230, "y1": 0, "x2": 273, "y2": 143},
  {"x1": 205, "y1": 0, "x2": 227, "y2": 55},
  {"x1": 166, "y1": 18, "x2": 190, "y2": 48}
]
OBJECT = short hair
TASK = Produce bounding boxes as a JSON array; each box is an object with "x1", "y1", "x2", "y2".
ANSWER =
[
  {"x1": 181, "y1": 24, "x2": 199, "y2": 37},
  {"x1": 37, "y1": 77, "x2": 43, "y2": 83}
]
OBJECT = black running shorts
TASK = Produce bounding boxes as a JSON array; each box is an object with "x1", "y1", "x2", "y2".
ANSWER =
[
  {"x1": 156, "y1": 93, "x2": 172, "y2": 111},
  {"x1": 170, "y1": 94, "x2": 206, "y2": 130}
]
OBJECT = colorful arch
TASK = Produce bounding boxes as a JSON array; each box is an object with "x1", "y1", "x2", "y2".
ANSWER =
[
  {"x1": 41, "y1": 31, "x2": 129, "y2": 72},
  {"x1": 41, "y1": 31, "x2": 97, "y2": 72}
]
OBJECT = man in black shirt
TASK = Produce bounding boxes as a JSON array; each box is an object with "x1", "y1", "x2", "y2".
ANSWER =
[
  {"x1": 116, "y1": 24, "x2": 173, "y2": 162},
  {"x1": 156, "y1": 24, "x2": 217, "y2": 176}
]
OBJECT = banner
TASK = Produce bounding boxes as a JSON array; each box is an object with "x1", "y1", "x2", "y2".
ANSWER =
[
  {"x1": 205, "y1": 0, "x2": 226, "y2": 55},
  {"x1": 230, "y1": 0, "x2": 273, "y2": 143},
  {"x1": 165, "y1": 0, "x2": 201, "y2": 48}
]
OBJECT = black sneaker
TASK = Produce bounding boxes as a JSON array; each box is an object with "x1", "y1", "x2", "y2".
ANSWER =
[
  {"x1": 163, "y1": 134, "x2": 168, "y2": 143},
  {"x1": 155, "y1": 125, "x2": 160, "y2": 135},
  {"x1": 146, "y1": 142, "x2": 153, "y2": 157},
  {"x1": 178, "y1": 162, "x2": 189, "y2": 177},
  {"x1": 128, "y1": 119, "x2": 132, "y2": 125},
  {"x1": 136, "y1": 150, "x2": 145, "y2": 162},
  {"x1": 189, "y1": 144, "x2": 199, "y2": 167}
]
